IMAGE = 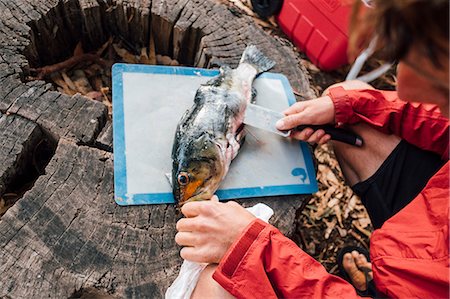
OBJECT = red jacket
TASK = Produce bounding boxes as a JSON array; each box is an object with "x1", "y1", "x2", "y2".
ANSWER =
[{"x1": 213, "y1": 87, "x2": 449, "y2": 298}]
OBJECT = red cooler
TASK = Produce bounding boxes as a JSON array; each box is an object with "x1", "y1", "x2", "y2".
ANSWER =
[{"x1": 277, "y1": 0, "x2": 353, "y2": 70}]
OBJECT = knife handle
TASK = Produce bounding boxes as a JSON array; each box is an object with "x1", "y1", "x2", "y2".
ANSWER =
[{"x1": 295, "y1": 125, "x2": 363, "y2": 147}]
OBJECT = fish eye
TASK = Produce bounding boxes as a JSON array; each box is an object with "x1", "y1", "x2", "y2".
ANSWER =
[{"x1": 177, "y1": 173, "x2": 190, "y2": 185}]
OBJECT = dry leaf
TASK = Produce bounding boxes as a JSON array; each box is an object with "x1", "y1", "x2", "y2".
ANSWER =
[
  {"x1": 72, "y1": 70, "x2": 93, "y2": 94},
  {"x1": 51, "y1": 73, "x2": 77, "y2": 95},
  {"x1": 352, "y1": 220, "x2": 372, "y2": 238},
  {"x1": 349, "y1": 230, "x2": 369, "y2": 249},
  {"x1": 91, "y1": 76, "x2": 104, "y2": 91},
  {"x1": 113, "y1": 43, "x2": 138, "y2": 63},
  {"x1": 73, "y1": 41, "x2": 84, "y2": 57},
  {"x1": 97, "y1": 37, "x2": 113, "y2": 56},
  {"x1": 253, "y1": 17, "x2": 274, "y2": 29},
  {"x1": 85, "y1": 91, "x2": 103, "y2": 101},
  {"x1": 61, "y1": 71, "x2": 77, "y2": 91}
]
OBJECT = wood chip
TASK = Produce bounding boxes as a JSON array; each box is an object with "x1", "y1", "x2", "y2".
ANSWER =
[
  {"x1": 253, "y1": 17, "x2": 274, "y2": 29},
  {"x1": 336, "y1": 226, "x2": 347, "y2": 237},
  {"x1": 357, "y1": 217, "x2": 372, "y2": 229},
  {"x1": 349, "y1": 230, "x2": 369, "y2": 249},
  {"x1": 343, "y1": 195, "x2": 358, "y2": 219},
  {"x1": 72, "y1": 70, "x2": 93, "y2": 94},
  {"x1": 334, "y1": 205, "x2": 343, "y2": 227},
  {"x1": 170, "y1": 59, "x2": 180, "y2": 66},
  {"x1": 156, "y1": 55, "x2": 173, "y2": 66},
  {"x1": 112, "y1": 43, "x2": 138, "y2": 64},
  {"x1": 61, "y1": 71, "x2": 77, "y2": 91},
  {"x1": 85, "y1": 91, "x2": 103, "y2": 101},
  {"x1": 324, "y1": 218, "x2": 337, "y2": 239},
  {"x1": 139, "y1": 47, "x2": 153, "y2": 65},
  {"x1": 230, "y1": 0, "x2": 255, "y2": 16}
]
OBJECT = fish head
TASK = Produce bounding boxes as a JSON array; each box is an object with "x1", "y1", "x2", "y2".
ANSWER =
[{"x1": 172, "y1": 134, "x2": 226, "y2": 206}]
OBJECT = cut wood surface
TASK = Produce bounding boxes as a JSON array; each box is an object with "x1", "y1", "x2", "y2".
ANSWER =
[
  {"x1": 0, "y1": 114, "x2": 43, "y2": 196},
  {"x1": 0, "y1": 0, "x2": 315, "y2": 297}
]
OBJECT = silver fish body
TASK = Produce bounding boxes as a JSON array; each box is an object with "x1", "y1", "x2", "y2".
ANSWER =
[{"x1": 172, "y1": 45, "x2": 275, "y2": 205}]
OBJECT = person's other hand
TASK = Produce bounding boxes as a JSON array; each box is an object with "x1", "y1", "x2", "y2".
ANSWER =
[
  {"x1": 276, "y1": 95, "x2": 335, "y2": 145},
  {"x1": 175, "y1": 196, "x2": 256, "y2": 263}
]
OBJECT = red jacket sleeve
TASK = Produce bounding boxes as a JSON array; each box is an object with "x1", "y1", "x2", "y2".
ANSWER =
[
  {"x1": 327, "y1": 86, "x2": 449, "y2": 160},
  {"x1": 213, "y1": 219, "x2": 362, "y2": 299}
]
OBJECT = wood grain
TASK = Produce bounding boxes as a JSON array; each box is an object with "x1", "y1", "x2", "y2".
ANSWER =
[{"x1": 0, "y1": 0, "x2": 315, "y2": 297}]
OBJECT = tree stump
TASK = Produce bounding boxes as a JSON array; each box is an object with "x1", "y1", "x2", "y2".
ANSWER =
[{"x1": 0, "y1": 0, "x2": 315, "y2": 297}]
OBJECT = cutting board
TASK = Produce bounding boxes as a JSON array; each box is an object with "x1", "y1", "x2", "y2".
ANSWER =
[{"x1": 112, "y1": 63, "x2": 317, "y2": 205}]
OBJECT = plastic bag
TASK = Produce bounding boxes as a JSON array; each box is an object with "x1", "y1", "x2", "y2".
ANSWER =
[{"x1": 165, "y1": 203, "x2": 274, "y2": 299}]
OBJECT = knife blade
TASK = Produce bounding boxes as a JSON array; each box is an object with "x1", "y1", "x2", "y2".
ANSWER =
[{"x1": 243, "y1": 103, "x2": 363, "y2": 147}]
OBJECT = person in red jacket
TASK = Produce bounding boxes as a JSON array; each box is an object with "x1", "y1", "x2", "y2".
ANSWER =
[{"x1": 175, "y1": 0, "x2": 449, "y2": 297}]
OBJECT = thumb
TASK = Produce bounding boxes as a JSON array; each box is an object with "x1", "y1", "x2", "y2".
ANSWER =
[
  {"x1": 211, "y1": 195, "x2": 220, "y2": 202},
  {"x1": 276, "y1": 112, "x2": 311, "y2": 130}
]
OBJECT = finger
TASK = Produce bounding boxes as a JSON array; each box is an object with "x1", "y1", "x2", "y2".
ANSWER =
[
  {"x1": 289, "y1": 128, "x2": 314, "y2": 141},
  {"x1": 180, "y1": 246, "x2": 212, "y2": 263},
  {"x1": 306, "y1": 129, "x2": 325, "y2": 143},
  {"x1": 175, "y1": 231, "x2": 198, "y2": 246},
  {"x1": 318, "y1": 134, "x2": 331, "y2": 145},
  {"x1": 180, "y1": 246, "x2": 197, "y2": 262},
  {"x1": 176, "y1": 217, "x2": 196, "y2": 232},
  {"x1": 282, "y1": 102, "x2": 307, "y2": 115},
  {"x1": 276, "y1": 112, "x2": 312, "y2": 130},
  {"x1": 181, "y1": 201, "x2": 203, "y2": 217},
  {"x1": 211, "y1": 195, "x2": 219, "y2": 202}
]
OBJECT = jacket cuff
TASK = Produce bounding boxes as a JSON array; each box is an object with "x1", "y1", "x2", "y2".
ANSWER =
[
  {"x1": 327, "y1": 86, "x2": 353, "y2": 126},
  {"x1": 214, "y1": 219, "x2": 267, "y2": 279}
]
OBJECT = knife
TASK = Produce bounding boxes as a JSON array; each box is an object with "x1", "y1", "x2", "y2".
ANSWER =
[{"x1": 244, "y1": 103, "x2": 363, "y2": 147}]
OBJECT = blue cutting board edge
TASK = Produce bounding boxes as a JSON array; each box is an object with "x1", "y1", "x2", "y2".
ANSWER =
[{"x1": 112, "y1": 63, "x2": 318, "y2": 206}]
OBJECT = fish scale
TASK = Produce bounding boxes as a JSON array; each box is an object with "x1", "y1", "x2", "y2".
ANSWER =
[{"x1": 171, "y1": 45, "x2": 275, "y2": 205}]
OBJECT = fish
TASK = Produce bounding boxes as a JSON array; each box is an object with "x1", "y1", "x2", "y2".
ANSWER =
[{"x1": 171, "y1": 45, "x2": 275, "y2": 205}]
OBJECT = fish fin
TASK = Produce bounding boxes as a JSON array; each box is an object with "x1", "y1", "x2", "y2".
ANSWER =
[
  {"x1": 165, "y1": 173, "x2": 173, "y2": 187},
  {"x1": 240, "y1": 45, "x2": 275, "y2": 74},
  {"x1": 206, "y1": 66, "x2": 232, "y2": 86}
]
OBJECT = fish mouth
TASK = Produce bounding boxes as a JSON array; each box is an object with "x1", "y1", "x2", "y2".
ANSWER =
[{"x1": 178, "y1": 181, "x2": 218, "y2": 206}]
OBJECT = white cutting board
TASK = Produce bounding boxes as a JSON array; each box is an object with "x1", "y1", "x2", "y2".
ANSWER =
[{"x1": 112, "y1": 63, "x2": 317, "y2": 205}]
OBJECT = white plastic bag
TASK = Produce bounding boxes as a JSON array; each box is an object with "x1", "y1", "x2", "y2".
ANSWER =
[{"x1": 165, "y1": 203, "x2": 274, "y2": 299}]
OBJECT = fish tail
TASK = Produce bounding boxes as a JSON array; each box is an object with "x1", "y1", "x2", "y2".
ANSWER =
[{"x1": 240, "y1": 45, "x2": 275, "y2": 74}]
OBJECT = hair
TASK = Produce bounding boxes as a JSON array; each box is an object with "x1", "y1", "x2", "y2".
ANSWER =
[{"x1": 349, "y1": 0, "x2": 449, "y2": 67}]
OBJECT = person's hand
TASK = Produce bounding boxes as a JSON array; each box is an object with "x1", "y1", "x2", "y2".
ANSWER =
[
  {"x1": 276, "y1": 95, "x2": 335, "y2": 144},
  {"x1": 175, "y1": 196, "x2": 256, "y2": 263}
]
